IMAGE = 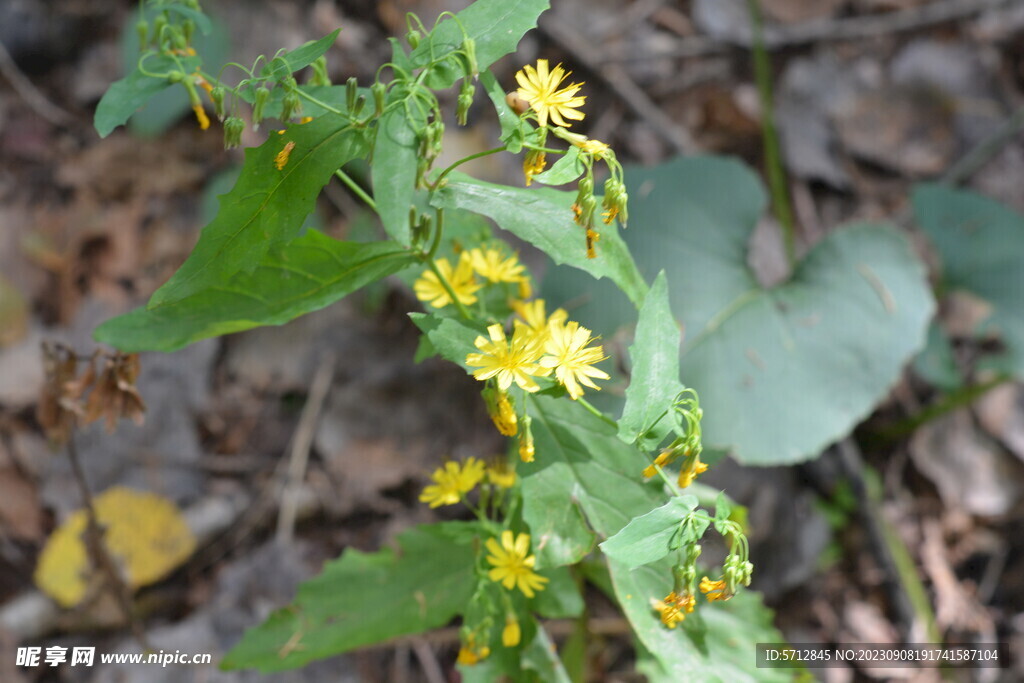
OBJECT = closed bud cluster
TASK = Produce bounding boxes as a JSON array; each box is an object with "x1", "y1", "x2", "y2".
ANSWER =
[
  {"x1": 310, "y1": 56, "x2": 331, "y2": 86},
  {"x1": 280, "y1": 91, "x2": 301, "y2": 122},
  {"x1": 371, "y1": 81, "x2": 386, "y2": 116},
  {"x1": 457, "y1": 80, "x2": 475, "y2": 126},
  {"x1": 602, "y1": 178, "x2": 629, "y2": 227},
  {"x1": 223, "y1": 116, "x2": 244, "y2": 149},
  {"x1": 210, "y1": 86, "x2": 226, "y2": 120},
  {"x1": 252, "y1": 86, "x2": 270, "y2": 129}
]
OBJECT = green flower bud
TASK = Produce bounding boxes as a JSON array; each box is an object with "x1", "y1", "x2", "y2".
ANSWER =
[
  {"x1": 371, "y1": 81, "x2": 386, "y2": 116},
  {"x1": 223, "y1": 116, "x2": 244, "y2": 149},
  {"x1": 281, "y1": 91, "x2": 301, "y2": 121},
  {"x1": 136, "y1": 19, "x2": 149, "y2": 48},
  {"x1": 462, "y1": 38, "x2": 477, "y2": 77},
  {"x1": 172, "y1": 30, "x2": 188, "y2": 52},
  {"x1": 346, "y1": 76, "x2": 358, "y2": 112},
  {"x1": 167, "y1": 70, "x2": 186, "y2": 84},
  {"x1": 210, "y1": 86, "x2": 226, "y2": 120},
  {"x1": 153, "y1": 15, "x2": 168, "y2": 45},
  {"x1": 310, "y1": 56, "x2": 331, "y2": 86},
  {"x1": 456, "y1": 81, "x2": 474, "y2": 126},
  {"x1": 351, "y1": 95, "x2": 366, "y2": 117},
  {"x1": 406, "y1": 29, "x2": 421, "y2": 49},
  {"x1": 183, "y1": 18, "x2": 195, "y2": 43},
  {"x1": 252, "y1": 86, "x2": 270, "y2": 128}
]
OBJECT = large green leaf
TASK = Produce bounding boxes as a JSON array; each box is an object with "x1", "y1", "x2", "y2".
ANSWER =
[
  {"x1": 520, "y1": 396, "x2": 784, "y2": 679},
  {"x1": 95, "y1": 234, "x2": 414, "y2": 352},
  {"x1": 432, "y1": 174, "x2": 647, "y2": 306},
  {"x1": 410, "y1": 0, "x2": 550, "y2": 88},
  {"x1": 94, "y1": 54, "x2": 199, "y2": 138},
  {"x1": 599, "y1": 496, "x2": 696, "y2": 570},
  {"x1": 262, "y1": 29, "x2": 340, "y2": 79},
  {"x1": 618, "y1": 271, "x2": 684, "y2": 448},
  {"x1": 408, "y1": 313, "x2": 488, "y2": 373},
  {"x1": 221, "y1": 523, "x2": 478, "y2": 672},
  {"x1": 913, "y1": 184, "x2": 1024, "y2": 377},
  {"x1": 150, "y1": 115, "x2": 369, "y2": 306},
  {"x1": 609, "y1": 560, "x2": 790, "y2": 683},
  {"x1": 371, "y1": 98, "x2": 423, "y2": 245},
  {"x1": 624, "y1": 157, "x2": 933, "y2": 464}
]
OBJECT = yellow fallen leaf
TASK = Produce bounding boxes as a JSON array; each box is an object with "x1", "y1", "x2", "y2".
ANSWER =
[{"x1": 34, "y1": 487, "x2": 196, "y2": 608}]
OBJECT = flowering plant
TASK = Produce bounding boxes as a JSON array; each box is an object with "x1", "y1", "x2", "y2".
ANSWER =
[{"x1": 94, "y1": 0, "x2": 784, "y2": 679}]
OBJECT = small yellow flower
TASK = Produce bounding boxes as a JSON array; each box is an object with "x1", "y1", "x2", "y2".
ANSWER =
[
  {"x1": 699, "y1": 576, "x2": 732, "y2": 602},
  {"x1": 419, "y1": 458, "x2": 486, "y2": 508},
  {"x1": 576, "y1": 138, "x2": 609, "y2": 158},
  {"x1": 651, "y1": 591, "x2": 695, "y2": 629},
  {"x1": 678, "y1": 452, "x2": 709, "y2": 489},
  {"x1": 192, "y1": 103, "x2": 210, "y2": 130},
  {"x1": 523, "y1": 149, "x2": 547, "y2": 186},
  {"x1": 468, "y1": 248, "x2": 526, "y2": 284},
  {"x1": 486, "y1": 531, "x2": 549, "y2": 598},
  {"x1": 467, "y1": 324, "x2": 550, "y2": 393},
  {"x1": 502, "y1": 616, "x2": 521, "y2": 647},
  {"x1": 487, "y1": 460, "x2": 517, "y2": 488},
  {"x1": 484, "y1": 388, "x2": 518, "y2": 437},
  {"x1": 642, "y1": 449, "x2": 673, "y2": 479},
  {"x1": 515, "y1": 59, "x2": 586, "y2": 128},
  {"x1": 413, "y1": 253, "x2": 482, "y2": 309},
  {"x1": 457, "y1": 633, "x2": 491, "y2": 665},
  {"x1": 539, "y1": 320, "x2": 610, "y2": 400},
  {"x1": 512, "y1": 299, "x2": 568, "y2": 345}
]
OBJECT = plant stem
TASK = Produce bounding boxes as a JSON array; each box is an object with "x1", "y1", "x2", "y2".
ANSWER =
[
  {"x1": 429, "y1": 146, "x2": 506, "y2": 188},
  {"x1": 575, "y1": 397, "x2": 618, "y2": 428},
  {"x1": 423, "y1": 257, "x2": 472, "y2": 319},
  {"x1": 334, "y1": 169, "x2": 377, "y2": 211},
  {"x1": 879, "y1": 374, "x2": 1010, "y2": 439},
  {"x1": 747, "y1": 0, "x2": 797, "y2": 267},
  {"x1": 652, "y1": 464, "x2": 683, "y2": 497}
]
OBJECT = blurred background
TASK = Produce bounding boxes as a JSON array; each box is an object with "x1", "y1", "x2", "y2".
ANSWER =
[{"x1": 1, "y1": 0, "x2": 1024, "y2": 680}]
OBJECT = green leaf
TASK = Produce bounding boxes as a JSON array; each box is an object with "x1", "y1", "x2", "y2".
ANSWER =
[
  {"x1": 913, "y1": 184, "x2": 1024, "y2": 378},
  {"x1": 408, "y1": 313, "x2": 488, "y2": 373},
  {"x1": 912, "y1": 322, "x2": 963, "y2": 390},
  {"x1": 94, "y1": 234, "x2": 414, "y2": 352},
  {"x1": 222, "y1": 522, "x2": 478, "y2": 672},
  {"x1": 410, "y1": 0, "x2": 550, "y2": 89},
  {"x1": 459, "y1": 624, "x2": 571, "y2": 683},
  {"x1": 534, "y1": 566, "x2": 584, "y2": 619},
  {"x1": 480, "y1": 69, "x2": 522, "y2": 151},
  {"x1": 608, "y1": 560, "x2": 790, "y2": 683},
  {"x1": 262, "y1": 29, "x2": 341, "y2": 79},
  {"x1": 533, "y1": 146, "x2": 584, "y2": 186},
  {"x1": 624, "y1": 157, "x2": 934, "y2": 464},
  {"x1": 618, "y1": 271, "x2": 684, "y2": 448},
  {"x1": 372, "y1": 100, "x2": 423, "y2": 244},
  {"x1": 432, "y1": 174, "x2": 647, "y2": 306},
  {"x1": 599, "y1": 497, "x2": 696, "y2": 570},
  {"x1": 149, "y1": 115, "x2": 370, "y2": 306},
  {"x1": 94, "y1": 54, "x2": 198, "y2": 138}
]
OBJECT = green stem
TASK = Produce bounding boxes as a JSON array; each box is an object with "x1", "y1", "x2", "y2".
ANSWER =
[
  {"x1": 426, "y1": 207, "x2": 444, "y2": 260},
  {"x1": 334, "y1": 169, "x2": 377, "y2": 210},
  {"x1": 295, "y1": 87, "x2": 345, "y2": 117},
  {"x1": 576, "y1": 396, "x2": 618, "y2": 428},
  {"x1": 879, "y1": 375, "x2": 1010, "y2": 439},
  {"x1": 747, "y1": 0, "x2": 797, "y2": 267},
  {"x1": 653, "y1": 464, "x2": 683, "y2": 497},
  {"x1": 429, "y1": 146, "x2": 506, "y2": 188}
]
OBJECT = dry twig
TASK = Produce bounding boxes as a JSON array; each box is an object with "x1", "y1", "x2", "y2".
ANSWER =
[{"x1": 0, "y1": 39, "x2": 72, "y2": 125}]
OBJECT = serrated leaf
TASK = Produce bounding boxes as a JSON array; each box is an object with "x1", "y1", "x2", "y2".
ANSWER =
[
  {"x1": 432, "y1": 173, "x2": 647, "y2": 306},
  {"x1": 222, "y1": 522, "x2": 478, "y2": 672},
  {"x1": 619, "y1": 271, "x2": 684, "y2": 447},
  {"x1": 533, "y1": 146, "x2": 583, "y2": 186},
  {"x1": 913, "y1": 184, "x2": 1024, "y2": 378},
  {"x1": 408, "y1": 312, "x2": 488, "y2": 373},
  {"x1": 624, "y1": 157, "x2": 934, "y2": 464},
  {"x1": 262, "y1": 29, "x2": 340, "y2": 79},
  {"x1": 599, "y1": 497, "x2": 695, "y2": 570},
  {"x1": 149, "y1": 115, "x2": 369, "y2": 306},
  {"x1": 372, "y1": 100, "x2": 423, "y2": 244},
  {"x1": 95, "y1": 234, "x2": 413, "y2": 352},
  {"x1": 609, "y1": 559, "x2": 790, "y2": 683},
  {"x1": 94, "y1": 54, "x2": 198, "y2": 138},
  {"x1": 409, "y1": 0, "x2": 550, "y2": 89}
]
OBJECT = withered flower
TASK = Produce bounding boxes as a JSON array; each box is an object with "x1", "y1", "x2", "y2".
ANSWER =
[
  {"x1": 38, "y1": 343, "x2": 83, "y2": 445},
  {"x1": 84, "y1": 353, "x2": 145, "y2": 433}
]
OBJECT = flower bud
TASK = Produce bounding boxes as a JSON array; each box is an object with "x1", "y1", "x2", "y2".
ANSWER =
[
  {"x1": 310, "y1": 56, "x2": 331, "y2": 86},
  {"x1": 223, "y1": 116, "x2": 244, "y2": 149},
  {"x1": 136, "y1": 19, "x2": 149, "y2": 48},
  {"x1": 462, "y1": 38, "x2": 478, "y2": 77},
  {"x1": 210, "y1": 86, "x2": 226, "y2": 120},
  {"x1": 167, "y1": 70, "x2": 186, "y2": 84},
  {"x1": 281, "y1": 91, "x2": 301, "y2": 121},
  {"x1": 183, "y1": 18, "x2": 195, "y2": 43},
  {"x1": 371, "y1": 81, "x2": 386, "y2": 116},
  {"x1": 252, "y1": 86, "x2": 270, "y2": 129},
  {"x1": 346, "y1": 76, "x2": 358, "y2": 112},
  {"x1": 406, "y1": 29, "x2": 421, "y2": 49},
  {"x1": 153, "y1": 15, "x2": 168, "y2": 45},
  {"x1": 456, "y1": 81, "x2": 475, "y2": 126}
]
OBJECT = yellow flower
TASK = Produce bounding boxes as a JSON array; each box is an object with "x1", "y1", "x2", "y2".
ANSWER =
[
  {"x1": 419, "y1": 457, "x2": 486, "y2": 508},
  {"x1": 699, "y1": 576, "x2": 732, "y2": 602},
  {"x1": 468, "y1": 248, "x2": 526, "y2": 284},
  {"x1": 484, "y1": 388, "x2": 518, "y2": 437},
  {"x1": 192, "y1": 103, "x2": 210, "y2": 130},
  {"x1": 576, "y1": 138, "x2": 609, "y2": 158},
  {"x1": 642, "y1": 449, "x2": 673, "y2": 479},
  {"x1": 413, "y1": 253, "x2": 482, "y2": 309},
  {"x1": 502, "y1": 616, "x2": 521, "y2": 647},
  {"x1": 651, "y1": 591, "x2": 695, "y2": 629},
  {"x1": 539, "y1": 320, "x2": 610, "y2": 400},
  {"x1": 466, "y1": 324, "x2": 550, "y2": 393},
  {"x1": 457, "y1": 633, "x2": 491, "y2": 665},
  {"x1": 512, "y1": 299, "x2": 568, "y2": 345},
  {"x1": 486, "y1": 531, "x2": 549, "y2": 598},
  {"x1": 678, "y1": 452, "x2": 709, "y2": 489},
  {"x1": 487, "y1": 460, "x2": 517, "y2": 488},
  {"x1": 523, "y1": 149, "x2": 547, "y2": 186},
  {"x1": 515, "y1": 59, "x2": 586, "y2": 128}
]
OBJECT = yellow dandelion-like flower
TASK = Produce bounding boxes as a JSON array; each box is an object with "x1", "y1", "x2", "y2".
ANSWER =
[
  {"x1": 486, "y1": 531, "x2": 549, "y2": 598},
  {"x1": 468, "y1": 248, "x2": 526, "y2": 284},
  {"x1": 466, "y1": 324, "x2": 550, "y2": 393},
  {"x1": 418, "y1": 457, "x2": 486, "y2": 508},
  {"x1": 539, "y1": 320, "x2": 610, "y2": 400},
  {"x1": 512, "y1": 299, "x2": 568, "y2": 345},
  {"x1": 487, "y1": 460, "x2": 517, "y2": 489},
  {"x1": 413, "y1": 253, "x2": 482, "y2": 309},
  {"x1": 699, "y1": 576, "x2": 732, "y2": 602},
  {"x1": 651, "y1": 591, "x2": 695, "y2": 629},
  {"x1": 457, "y1": 633, "x2": 491, "y2": 665},
  {"x1": 502, "y1": 616, "x2": 522, "y2": 647},
  {"x1": 515, "y1": 59, "x2": 586, "y2": 128}
]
